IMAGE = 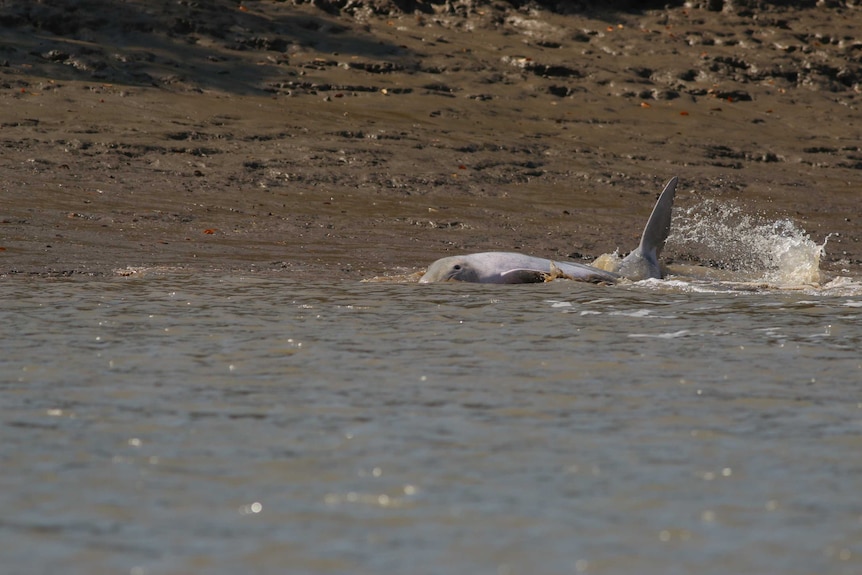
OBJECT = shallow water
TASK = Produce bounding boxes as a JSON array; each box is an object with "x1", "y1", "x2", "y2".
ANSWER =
[{"x1": 2, "y1": 273, "x2": 862, "y2": 575}]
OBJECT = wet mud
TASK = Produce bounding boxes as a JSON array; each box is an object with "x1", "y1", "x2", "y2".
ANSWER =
[{"x1": 1, "y1": 0, "x2": 861, "y2": 280}]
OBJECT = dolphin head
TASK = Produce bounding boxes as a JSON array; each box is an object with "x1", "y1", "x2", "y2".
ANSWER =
[{"x1": 419, "y1": 256, "x2": 482, "y2": 283}]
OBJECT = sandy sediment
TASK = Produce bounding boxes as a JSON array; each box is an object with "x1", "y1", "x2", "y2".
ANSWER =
[{"x1": 1, "y1": 1, "x2": 860, "y2": 279}]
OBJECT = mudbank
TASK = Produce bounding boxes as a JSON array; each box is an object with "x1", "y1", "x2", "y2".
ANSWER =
[{"x1": 1, "y1": 0, "x2": 860, "y2": 279}]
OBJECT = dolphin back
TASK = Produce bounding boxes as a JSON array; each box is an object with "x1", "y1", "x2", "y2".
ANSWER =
[{"x1": 618, "y1": 176, "x2": 678, "y2": 280}]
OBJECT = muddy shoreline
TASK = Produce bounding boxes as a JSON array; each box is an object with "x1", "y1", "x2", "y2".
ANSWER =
[{"x1": 2, "y1": 1, "x2": 860, "y2": 280}]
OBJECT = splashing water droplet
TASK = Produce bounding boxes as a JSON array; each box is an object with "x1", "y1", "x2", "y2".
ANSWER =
[{"x1": 669, "y1": 199, "x2": 826, "y2": 285}]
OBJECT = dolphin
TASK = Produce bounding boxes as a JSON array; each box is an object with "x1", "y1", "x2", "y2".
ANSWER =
[{"x1": 418, "y1": 176, "x2": 678, "y2": 284}]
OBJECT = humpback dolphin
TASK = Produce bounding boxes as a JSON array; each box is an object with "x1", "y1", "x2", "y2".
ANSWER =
[{"x1": 418, "y1": 176, "x2": 678, "y2": 284}]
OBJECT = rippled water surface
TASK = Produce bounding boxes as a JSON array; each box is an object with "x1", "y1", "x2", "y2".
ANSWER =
[{"x1": 2, "y1": 273, "x2": 861, "y2": 575}]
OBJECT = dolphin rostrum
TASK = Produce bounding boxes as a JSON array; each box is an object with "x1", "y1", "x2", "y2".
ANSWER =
[{"x1": 418, "y1": 176, "x2": 678, "y2": 284}]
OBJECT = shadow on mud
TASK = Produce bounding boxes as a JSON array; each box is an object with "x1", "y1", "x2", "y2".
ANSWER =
[
  {"x1": 1, "y1": 0, "x2": 835, "y2": 95},
  {"x1": 0, "y1": 0, "x2": 409, "y2": 94}
]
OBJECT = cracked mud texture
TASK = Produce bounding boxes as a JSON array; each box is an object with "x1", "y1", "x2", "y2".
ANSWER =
[{"x1": 1, "y1": 0, "x2": 860, "y2": 279}]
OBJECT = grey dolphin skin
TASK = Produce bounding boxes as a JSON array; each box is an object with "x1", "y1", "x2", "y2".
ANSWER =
[{"x1": 418, "y1": 176, "x2": 679, "y2": 284}]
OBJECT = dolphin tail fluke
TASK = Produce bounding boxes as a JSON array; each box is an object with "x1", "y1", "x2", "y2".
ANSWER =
[
  {"x1": 640, "y1": 176, "x2": 678, "y2": 261},
  {"x1": 618, "y1": 176, "x2": 678, "y2": 280}
]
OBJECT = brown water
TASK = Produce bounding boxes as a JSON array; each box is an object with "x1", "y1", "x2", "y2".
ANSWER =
[{"x1": 2, "y1": 271, "x2": 861, "y2": 575}]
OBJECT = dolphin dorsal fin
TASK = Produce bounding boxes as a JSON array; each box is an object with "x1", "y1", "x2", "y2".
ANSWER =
[{"x1": 638, "y1": 176, "x2": 678, "y2": 260}]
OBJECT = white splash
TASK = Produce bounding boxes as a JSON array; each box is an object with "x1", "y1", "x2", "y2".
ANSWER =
[
  {"x1": 818, "y1": 276, "x2": 862, "y2": 296},
  {"x1": 668, "y1": 199, "x2": 826, "y2": 286},
  {"x1": 628, "y1": 330, "x2": 690, "y2": 339}
]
